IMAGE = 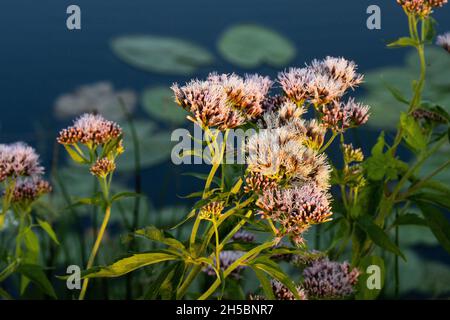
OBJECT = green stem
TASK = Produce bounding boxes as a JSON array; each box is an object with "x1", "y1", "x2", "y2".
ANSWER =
[
  {"x1": 319, "y1": 131, "x2": 337, "y2": 153},
  {"x1": 79, "y1": 205, "x2": 111, "y2": 300},
  {"x1": 198, "y1": 240, "x2": 276, "y2": 300}
]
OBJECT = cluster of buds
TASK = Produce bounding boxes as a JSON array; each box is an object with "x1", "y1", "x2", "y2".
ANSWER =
[
  {"x1": 271, "y1": 280, "x2": 308, "y2": 300},
  {"x1": 302, "y1": 258, "x2": 360, "y2": 299},
  {"x1": 244, "y1": 171, "x2": 278, "y2": 193},
  {"x1": 256, "y1": 184, "x2": 333, "y2": 245},
  {"x1": 320, "y1": 98, "x2": 370, "y2": 132},
  {"x1": 203, "y1": 250, "x2": 245, "y2": 279},
  {"x1": 397, "y1": 0, "x2": 447, "y2": 16},
  {"x1": 0, "y1": 143, "x2": 50, "y2": 212},
  {"x1": 343, "y1": 144, "x2": 364, "y2": 164},
  {"x1": 11, "y1": 178, "x2": 52, "y2": 208},
  {"x1": 199, "y1": 201, "x2": 224, "y2": 219},
  {"x1": 231, "y1": 230, "x2": 255, "y2": 243},
  {"x1": 57, "y1": 113, "x2": 123, "y2": 180},
  {"x1": 90, "y1": 158, "x2": 116, "y2": 178}
]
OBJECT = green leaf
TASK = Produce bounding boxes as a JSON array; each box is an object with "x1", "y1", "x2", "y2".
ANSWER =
[
  {"x1": 356, "y1": 256, "x2": 385, "y2": 300},
  {"x1": 250, "y1": 256, "x2": 301, "y2": 299},
  {"x1": 393, "y1": 213, "x2": 427, "y2": 227},
  {"x1": 0, "y1": 260, "x2": 20, "y2": 282},
  {"x1": 357, "y1": 215, "x2": 406, "y2": 261},
  {"x1": 111, "y1": 35, "x2": 214, "y2": 75},
  {"x1": 134, "y1": 225, "x2": 186, "y2": 251},
  {"x1": 80, "y1": 250, "x2": 180, "y2": 279},
  {"x1": 23, "y1": 228, "x2": 39, "y2": 264},
  {"x1": 141, "y1": 87, "x2": 188, "y2": 125},
  {"x1": 218, "y1": 24, "x2": 296, "y2": 68},
  {"x1": 17, "y1": 264, "x2": 57, "y2": 298},
  {"x1": 37, "y1": 219, "x2": 60, "y2": 245},
  {"x1": 182, "y1": 172, "x2": 221, "y2": 186},
  {"x1": 142, "y1": 262, "x2": 178, "y2": 299},
  {"x1": 111, "y1": 191, "x2": 142, "y2": 202},
  {"x1": 400, "y1": 112, "x2": 427, "y2": 152},
  {"x1": 64, "y1": 145, "x2": 88, "y2": 164},
  {"x1": 410, "y1": 192, "x2": 450, "y2": 210},
  {"x1": 252, "y1": 268, "x2": 275, "y2": 300},
  {"x1": 423, "y1": 17, "x2": 437, "y2": 42},
  {"x1": 387, "y1": 37, "x2": 418, "y2": 48},
  {"x1": 383, "y1": 83, "x2": 409, "y2": 105},
  {"x1": 417, "y1": 201, "x2": 450, "y2": 255},
  {"x1": 66, "y1": 194, "x2": 103, "y2": 209}
]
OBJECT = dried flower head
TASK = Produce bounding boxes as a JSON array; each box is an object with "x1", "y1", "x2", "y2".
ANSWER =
[
  {"x1": 54, "y1": 82, "x2": 136, "y2": 121},
  {"x1": 343, "y1": 144, "x2": 364, "y2": 163},
  {"x1": 271, "y1": 280, "x2": 308, "y2": 300},
  {"x1": 256, "y1": 184, "x2": 333, "y2": 244},
  {"x1": 90, "y1": 158, "x2": 116, "y2": 178},
  {"x1": 203, "y1": 251, "x2": 245, "y2": 279},
  {"x1": 57, "y1": 113, "x2": 122, "y2": 146},
  {"x1": 0, "y1": 143, "x2": 44, "y2": 182},
  {"x1": 302, "y1": 258, "x2": 360, "y2": 299},
  {"x1": 11, "y1": 177, "x2": 52, "y2": 203},
  {"x1": 436, "y1": 32, "x2": 450, "y2": 53},
  {"x1": 397, "y1": 0, "x2": 447, "y2": 16}
]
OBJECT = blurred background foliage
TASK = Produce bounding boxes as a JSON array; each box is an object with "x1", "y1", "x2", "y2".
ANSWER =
[{"x1": 0, "y1": 0, "x2": 449, "y2": 299}]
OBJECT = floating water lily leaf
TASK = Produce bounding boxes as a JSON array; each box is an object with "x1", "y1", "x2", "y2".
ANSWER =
[
  {"x1": 218, "y1": 24, "x2": 296, "y2": 68},
  {"x1": 111, "y1": 36, "x2": 214, "y2": 75},
  {"x1": 117, "y1": 120, "x2": 173, "y2": 171},
  {"x1": 141, "y1": 87, "x2": 188, "y2": 125},
  {"x1": 363, "y1": 48, "x2": 450, "y2": 130}
]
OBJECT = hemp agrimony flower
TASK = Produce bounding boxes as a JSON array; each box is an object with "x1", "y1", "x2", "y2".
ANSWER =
[
  {"x1": 0, "y1": 143, "x2": 44, "y2": 182},
  {"x1": 436, "y1": 32, "x2": 450, "y2": 53},
  {"x1": 397, "y1": 0, "x2": 447, "y2": 16},
  {"x1": 302, "y1": 258, "x2": 360, "y2": 299},
  {"x1": 57, "y1": 113, "x2": 124, "y2": 300}
]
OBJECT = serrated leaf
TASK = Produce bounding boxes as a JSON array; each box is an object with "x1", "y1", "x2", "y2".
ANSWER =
[
  {"x1": 135, "y1": 225, "x2": 186, "y2": 251},
  {"x1": 111, "y1": 191, "x2": 142, "y2": 202}
]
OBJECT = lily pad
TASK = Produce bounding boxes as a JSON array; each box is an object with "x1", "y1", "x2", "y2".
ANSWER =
[
  {"x1": 111, "y1": 35, "x2": 214, "y2": 75},
  {"x1": 141, "y1": 87, "x2": 188, "y2": 125},
  {"x1": 116, "y1": 120, "x2": 173, "y2": 171},
  {"x1": 218, "y1": 24, "x2": 296, "y2": 68},
  {"x1": 363, "y1": 48, "x2": 450, "y2": 130}
]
